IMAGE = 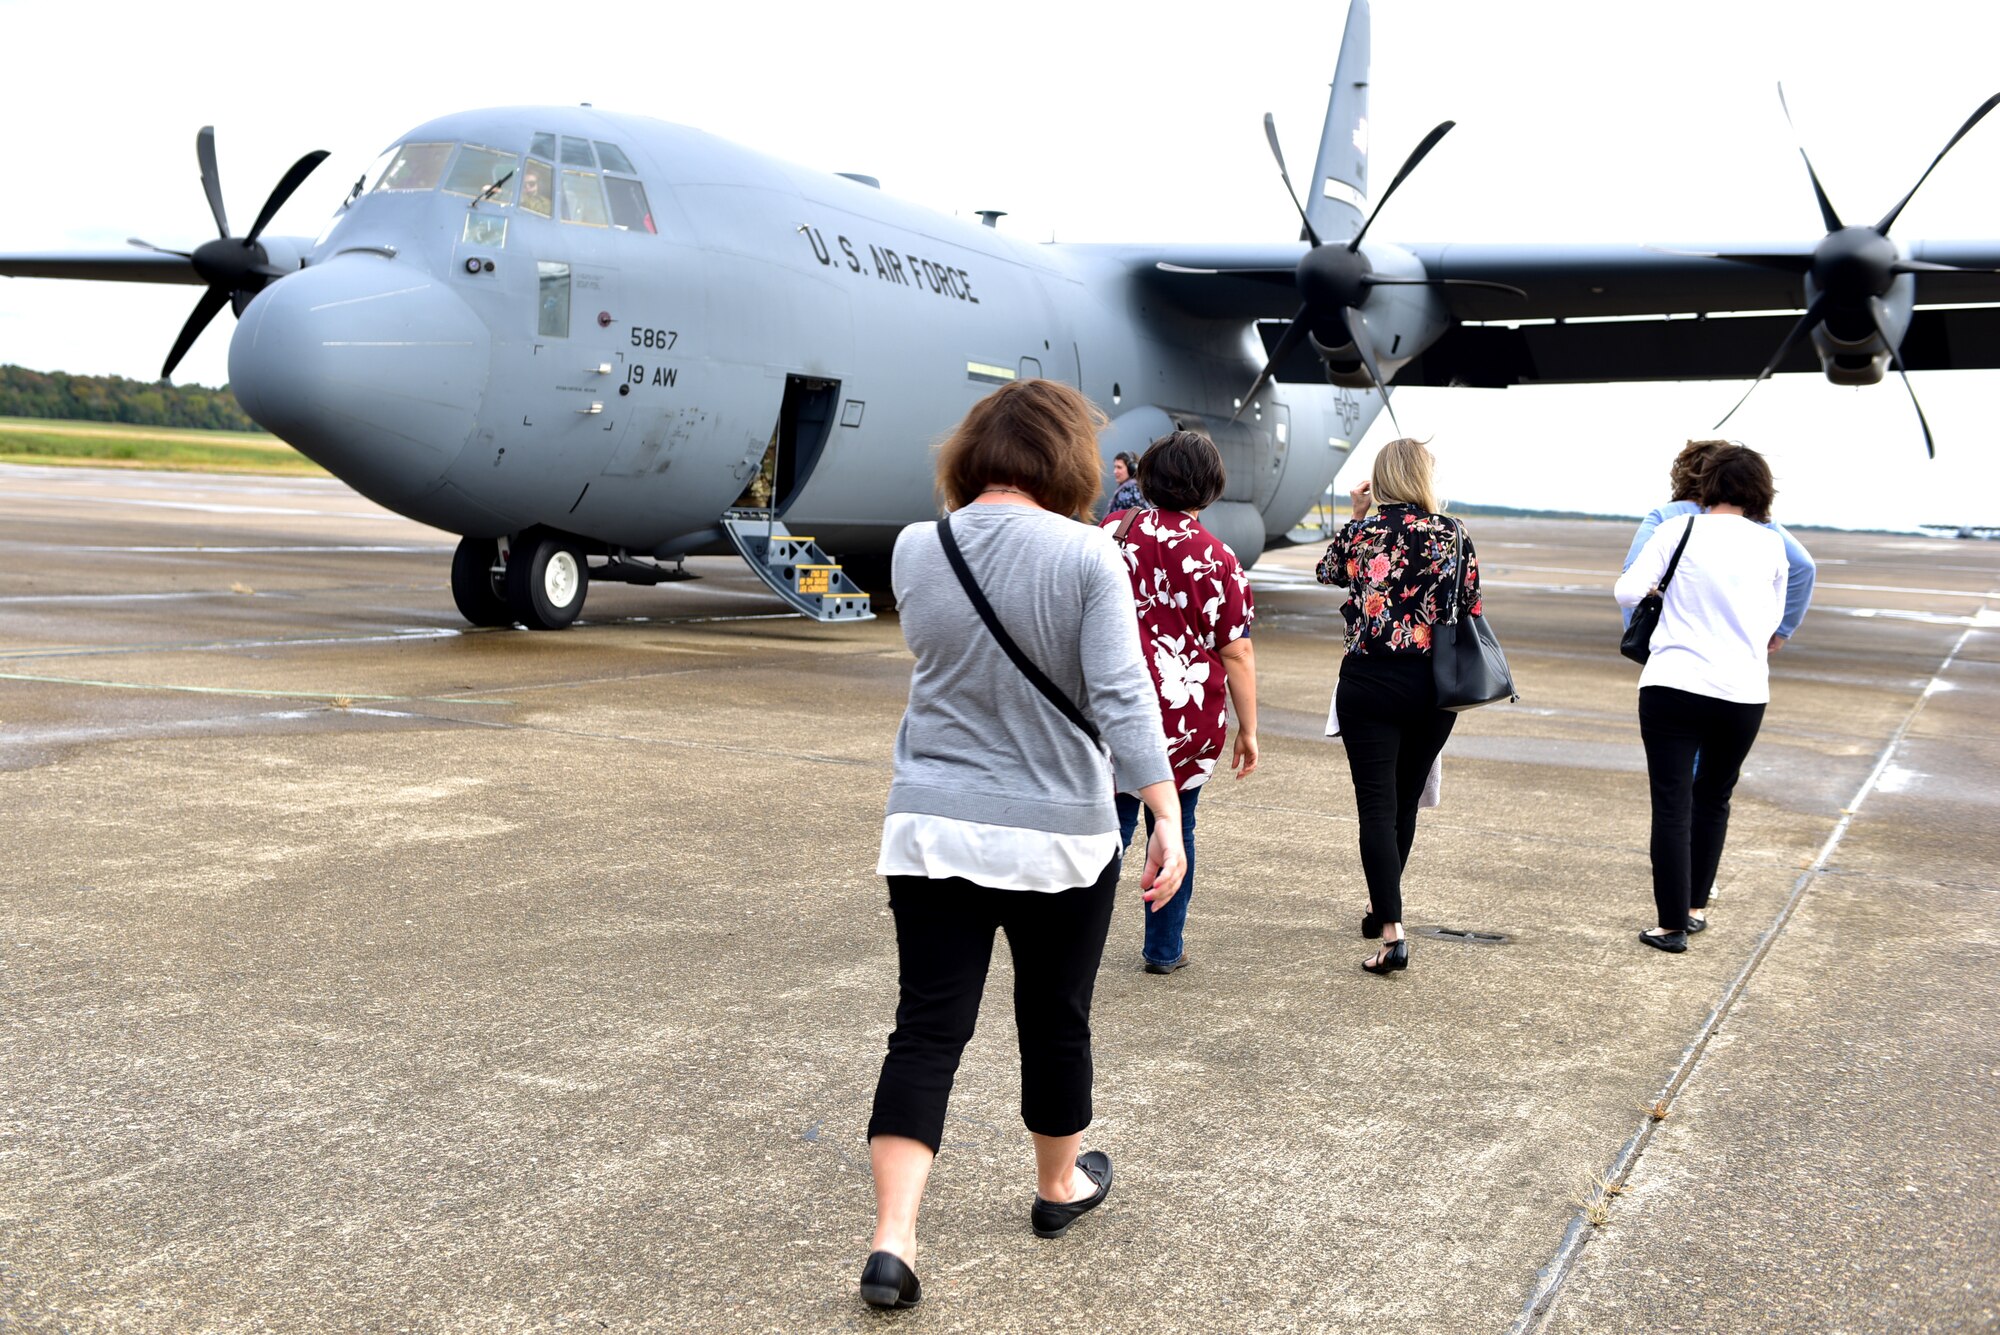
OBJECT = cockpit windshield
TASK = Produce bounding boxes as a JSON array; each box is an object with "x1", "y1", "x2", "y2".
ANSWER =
[
  {"x1": 357, "y1": 135, "x2": 656, "y2": 235},
  {"x1": 373, "y1": 143, "x2": 453, "y2": 193},
  {"x1": 442, "y1": 145, "x2": 520, "y2": 204}
]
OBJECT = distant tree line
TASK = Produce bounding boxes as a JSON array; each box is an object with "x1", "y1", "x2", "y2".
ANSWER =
[{"x1": 0, "y1": 364, "x2": 259, "y2": 432}]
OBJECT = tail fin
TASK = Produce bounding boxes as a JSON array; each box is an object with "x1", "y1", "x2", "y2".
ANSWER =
[{"x1": 1306, "y1": 0, "x2": 1370, "y2": 244}]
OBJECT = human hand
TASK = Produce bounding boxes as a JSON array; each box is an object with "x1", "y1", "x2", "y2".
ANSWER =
[
  {"x1": 1768, "y1": 633, "x2": 1786, "y2": 654},
  {"x1": 1349, "y1": 480, "x2": 1372, "y2": 518},
  {"x1": 1141, "y1": 818, "x2": 1185, "y2": 911},
  {"x1": 1231, "y1": 730, "x2": 1259, "y2": 779}
]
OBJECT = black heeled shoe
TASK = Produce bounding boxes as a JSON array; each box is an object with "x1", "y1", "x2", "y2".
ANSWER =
[
  {"x1": 1031, "y1": 1150, "x2": 1112, "y2": 1238},
  {"x1": 859, "y1": 1249, "x2": 921, "y2": 1309},
  {"x1": 1361, "y1": 911, "x2": 1383, "y2": 939},
  {"x1": 1361, "y1": 938, "x2": 1408, "y2": 974}
]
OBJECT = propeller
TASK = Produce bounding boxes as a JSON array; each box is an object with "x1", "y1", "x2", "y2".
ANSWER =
[
  {"x1": 1229, "y1": 115, "x2": 1524, "y2": 430},
  {"x1": 128, "y1": 126, "x2": 329, "y2": 380},
  {"x1": 1707, "y1": 86, "x2": 2000, "y2": 456}
]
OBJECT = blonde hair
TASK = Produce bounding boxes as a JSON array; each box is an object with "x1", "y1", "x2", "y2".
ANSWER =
[{"x1": 1371, "y1": 437, "x2": 1440, "y2": 514}]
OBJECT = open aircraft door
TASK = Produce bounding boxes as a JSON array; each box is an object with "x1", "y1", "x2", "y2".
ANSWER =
[{"x1": 719, "y1": 374, "x2": 873, "y2": 622}]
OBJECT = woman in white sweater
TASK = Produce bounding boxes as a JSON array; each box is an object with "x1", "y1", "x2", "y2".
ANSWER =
[{"x1": 1614, "y1": 444, "x2": 1788, "y2": 953}]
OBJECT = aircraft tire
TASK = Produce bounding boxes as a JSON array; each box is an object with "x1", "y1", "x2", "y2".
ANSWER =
[
  {"x1": 450, "y1": 537, "x2": 515, "y2": 627},
  {"x1": 505, "y1": 530, "x2": 589, "y2": 630}
]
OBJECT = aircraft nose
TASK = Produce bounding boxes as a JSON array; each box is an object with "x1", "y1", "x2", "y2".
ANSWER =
[{"x1": 230, "y1": 258, "x2": 490, "y2": 510}]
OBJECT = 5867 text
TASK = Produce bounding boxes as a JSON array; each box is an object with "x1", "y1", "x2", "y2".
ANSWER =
[{"x1": 630, "y1": 327, "x2": 678, "y2": 349}]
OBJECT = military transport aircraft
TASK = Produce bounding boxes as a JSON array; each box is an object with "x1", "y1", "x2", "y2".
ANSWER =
[{"x1": 5, "y1": 0, "x2": 1998, "y2": 630}]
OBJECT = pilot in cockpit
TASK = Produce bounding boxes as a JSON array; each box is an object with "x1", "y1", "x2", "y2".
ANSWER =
[{"x1": 519, "y1": 165, "x2": 553, "y2": 219}]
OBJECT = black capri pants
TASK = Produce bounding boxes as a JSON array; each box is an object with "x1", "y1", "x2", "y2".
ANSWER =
[
  {"x1": 868, "y1": 856, "x2": 1119, "y2": 1153},
  {"x1": 1336, "y1": 651, "x2": 1457, "y2": 925}
]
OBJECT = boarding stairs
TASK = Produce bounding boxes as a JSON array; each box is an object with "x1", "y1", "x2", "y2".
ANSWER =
[{"x1": 720, "y1": 509, "x2": 874, "y2": 622}]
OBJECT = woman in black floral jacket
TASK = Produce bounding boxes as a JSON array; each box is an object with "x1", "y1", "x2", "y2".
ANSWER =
[{"x1": 1315, "y1": 438, "x2": 1482, "y2": 975}]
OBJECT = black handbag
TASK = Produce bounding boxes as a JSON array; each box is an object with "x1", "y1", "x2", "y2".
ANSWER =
[
  {"x1": 1620, "y1": 519, "x2": 1694, "y2": 665},
  {"x1": 1432, "y1": 519, "x2": 1518, "y2": 711}
]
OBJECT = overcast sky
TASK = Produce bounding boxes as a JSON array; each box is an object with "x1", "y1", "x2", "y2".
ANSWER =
[{"x1": 1, "y1": 0, "x2": 1995, "y2": 529}]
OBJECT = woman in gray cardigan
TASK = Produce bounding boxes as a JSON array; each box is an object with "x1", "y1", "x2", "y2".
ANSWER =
[{"x1": 859, "y1": 379, "x2": 1185, "y2": 1310}]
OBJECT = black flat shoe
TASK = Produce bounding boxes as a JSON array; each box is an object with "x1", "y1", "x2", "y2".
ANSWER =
[
  {"x1": 1031, "y1": 1150, "x2": 1112, "y2": 1238},
  {"x1": 1361, "y1": 938, "x2": 1408, "y2": 975},
  {"x1": 1361, "y1": 911, "x2": 1383, "y2": 939},
  {"x1": 1143, "y1": 952, "x2": 1188, "y2": 975},
  {"x1": 1639, "y1": 928, "x2": 1688, "y2": 953},
  {"x1": 1685, "y1": 913, "x2": 1709, "y2": 934},
  {"x1": 859, "y1": 1250, "x2": 921, "y2": 1309}
]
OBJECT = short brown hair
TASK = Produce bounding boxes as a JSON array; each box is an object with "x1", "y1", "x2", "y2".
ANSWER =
[
  {"x1": 1135, "y1": 431, "x2": 1225, "y2": 512},
  {"x1": 1697, "y1": 443, "x2": 1776, "y2": 524},
  {"x1": 935, "y1": 379, "x2": 1106, "y2": 518},
  {"x1": 1670, "y1": 440, "x2": 1727, "y2": 502}
]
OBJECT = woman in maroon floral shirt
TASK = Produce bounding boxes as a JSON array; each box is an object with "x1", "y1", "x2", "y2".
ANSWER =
[
  {"x1": 1315, "y1": 438, "x2": 1482, "y2": 975},
  {"x1": 1104, "y1": 431, "x2": 1259, "y2": 974}
]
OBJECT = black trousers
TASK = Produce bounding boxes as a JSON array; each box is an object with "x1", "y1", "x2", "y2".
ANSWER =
[
  {"x1": 867, "y1": 857, "x2": 1119, "y2": 1154},
  {"x1": 1638, "y1": 685, "x2": 1766, "y2": 931},
  {"x1": 1336, "y1": 652, "x2": 1457, "y2": 924}
]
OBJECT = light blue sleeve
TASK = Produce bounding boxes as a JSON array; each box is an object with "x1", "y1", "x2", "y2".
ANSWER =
[
  {"x1": 1771, "y1": 522, "x2": 1816, "y2": 640},
  {"x1": 1620, "y1": 502, "x2": 1694, "y2": 627}
]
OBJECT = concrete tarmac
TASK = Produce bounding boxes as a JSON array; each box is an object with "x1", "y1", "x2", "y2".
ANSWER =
[{"x1": 1, "y1": 462, "x2": 1995, "y2": 1334}]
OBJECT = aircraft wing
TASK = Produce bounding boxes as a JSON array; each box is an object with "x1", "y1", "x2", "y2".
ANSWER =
[
  {"x1": 0, "y1": 252, "x2": 203, "y2": 285},
  {"x1": 1116, "y1": 240, "x2": 2000, "y2": 380}
]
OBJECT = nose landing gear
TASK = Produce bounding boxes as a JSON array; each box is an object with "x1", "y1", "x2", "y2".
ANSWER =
[{"x1": 449, "y1": 529, "x2": 590, "y2": 630}]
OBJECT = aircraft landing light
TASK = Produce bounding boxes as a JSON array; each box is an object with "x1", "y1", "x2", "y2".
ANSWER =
[{"x1": 965, "y1": 361, "x2": 1016, "y2": 385}]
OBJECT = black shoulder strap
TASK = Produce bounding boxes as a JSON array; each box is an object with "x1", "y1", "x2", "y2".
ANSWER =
[
  {"x1": 936, "y1": 513, "x2": 1102, "y2": 746},
  {"x1": 1442, "y1": 518, "x2": 1466, "y2": 626},
  {"x1": 1658, "y1": 517, "x2": 1695, "y2": 593}
]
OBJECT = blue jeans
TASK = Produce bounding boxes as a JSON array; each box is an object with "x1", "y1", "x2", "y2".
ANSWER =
[{"x1": 1116, "y1": 784, "x2": 1201, "y2": 966}]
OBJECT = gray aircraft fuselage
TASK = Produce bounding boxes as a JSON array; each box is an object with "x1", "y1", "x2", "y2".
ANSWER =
[{"x1": 232, "y1": 106, "x2": 1399, "y2": 570}]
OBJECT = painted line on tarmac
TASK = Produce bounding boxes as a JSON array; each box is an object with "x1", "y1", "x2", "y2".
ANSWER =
[
  {"x1": 0, "y1": 488, "x2": 401, "y2": 520},
  {"x1": 0, "y1": 670, "x2": 513, "y2": 707},
  {"x1": 1511, "y1": 605, "x2": 1988, "y2": 1335},
  {"x1": 0, "y1": 627, "x2": 470, "y2": 662}
]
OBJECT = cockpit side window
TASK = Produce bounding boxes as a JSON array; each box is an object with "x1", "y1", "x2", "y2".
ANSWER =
[
  {"x1": 373, "y1": 142, "x2": 453, "y2": 193},
  {"x1": 594, "y1": 142, "x2": 637, "y2": 175},
  {"x1": 603, "y1": 177, "x2": 656, "y2": 234},
  {"x1": 560, "y1": 137, "x2": 597, "y2": 168},
  {"x1": 560, "y1": 171, "x2": 609, "y2": 227},
  {"x1": 529, "y1": 132, "x2": 558, "y2": 161},
  {"x1": 442, "y1": 145, "x2": 521, "y2": 202},
  {"x1": 537, "y1": 261, "x2": 571, "y2": 338},
  {"x1": 518, "y1": 159, "x2": 555, "y2": 218}
]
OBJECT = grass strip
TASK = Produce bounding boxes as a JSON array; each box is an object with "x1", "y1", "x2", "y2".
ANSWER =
[{"x1": 0, "y1": 422, "x2": 325, "y2": 475}]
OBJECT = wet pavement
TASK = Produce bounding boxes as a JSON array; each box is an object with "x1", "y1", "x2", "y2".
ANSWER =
[{"x1": 2, "y1": 463, "x2": 1995, "y2": 1333}]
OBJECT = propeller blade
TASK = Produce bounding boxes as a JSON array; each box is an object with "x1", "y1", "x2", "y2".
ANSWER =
[
  {"x1": 1644, "y1": 244, "x2": 1816, "y2": 273},
  {"x1": 126, "y1": 237, "x2": 192, "y2": 258},
  {"x1": 1892, "y1": 258, "x2": 2000, "y2": 275},
  {"x1": 1776, "y1": 85, "x2": 1843, "y2": 233},
  {"x1": 1867, "y1": 295, "x2": 1936, "y2": 458},
  {"x1": 1714, "y1": 293, "x2": 1828, "y2": 430},
  {"x1": 196, "y1": 126, "x2": 229, "y2": 238},
  {"x1": 1263, "y1": 113, "x2": 1322, "y2": 249},
  {"x1": 1875, "y1": 91, "x2": 2000, "y2": 236},
  {"x1": 1338, "y1": 307, "x2": 1401, "y2": 437},
  {"x1": 1230, "y1": 304, "x2": 1309, "y2": 425},
  {"x1": 245, "y1": 149, "x2": 331, "y2": 242},
  {"x1": 1349, "y1": 120, "x2": 1454, "y2": 253},
  {"x1": 1360, "y1": 275, "x2": 1530, "y2": 299},
  {"x1": 161, "y1": 286, "x2": 231, "y2": 381}
]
